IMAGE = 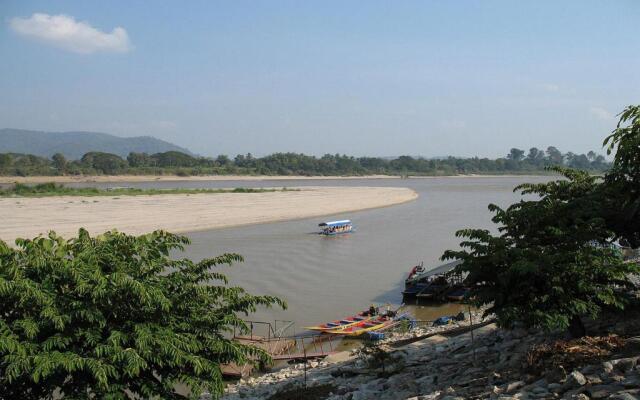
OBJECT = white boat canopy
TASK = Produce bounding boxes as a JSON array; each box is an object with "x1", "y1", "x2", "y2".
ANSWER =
[{"x1": 318, "y1": 220, "x2": 352, "y2": 227}]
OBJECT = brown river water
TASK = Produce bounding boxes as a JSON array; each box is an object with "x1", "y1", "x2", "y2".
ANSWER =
[{"x1": 68, "y1": 176, "x2": 551, "y2": 333}]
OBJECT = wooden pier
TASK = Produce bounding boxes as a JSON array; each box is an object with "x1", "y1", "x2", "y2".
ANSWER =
[
  {"x1": 221, "y1": 334, "x2": 297, "y2": 379},
  {"x1": 221, "y1": 321, "x2": 337, "y2": 378},
  {"x1": 271, "y1": 335, "x2": 337, "y2": 360}
]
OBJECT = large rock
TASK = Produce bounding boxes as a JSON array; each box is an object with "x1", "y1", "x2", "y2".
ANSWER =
[
  {"x1": 571, "y1": 394, "x2": 590, "y2": 400},
  {"x1": 586, "y1": 384, "x2": 626, "y2": 399},
  {"x1": 567, "y1": 370, "x2": 587, "y2": 387},
  {"x1": 611, "y1": 357, "x2": 639, "y2": 373},
  {"x1": 505, "y1": 380, "x2": 526, "y2": 393},
  {"x1": 609, "y1": 393, "x2": 639, "y2": 400},
  {"x1": 546, "y1": 365, "x2": 567, "y2": 383},
  {"x1": 602, "y1": 361, "x2": 614, "y2": 374},
  {"x1": 623, "y1": 336, "x2": 640, "y2": 355},
  {"x1": 405, "y1": 392, "x2": 441, "y2": 400}
]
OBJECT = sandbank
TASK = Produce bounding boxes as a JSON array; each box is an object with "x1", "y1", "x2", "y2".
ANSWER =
[
  {"x1": 0, "y1": 186, "x2": 417, "y2": 243},
  {"x1": 0, "y1": 175, "x2": 399, "y2": 184},
  {"x1": 0, "y1": 173, "x2": 553, "y2": 185}
]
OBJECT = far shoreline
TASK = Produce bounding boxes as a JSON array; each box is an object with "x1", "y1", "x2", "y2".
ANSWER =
[{"x1": 0, "y1": 173, "x2": 557, "y2": 185}]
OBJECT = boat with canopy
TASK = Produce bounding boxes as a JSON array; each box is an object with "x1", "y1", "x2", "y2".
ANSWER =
[{"x1": 318, "y1": 220, "x2": 354, "y2": 235}]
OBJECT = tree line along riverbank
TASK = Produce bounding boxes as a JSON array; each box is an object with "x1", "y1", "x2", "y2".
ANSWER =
[{"x1": 0, "y1": 146, "x2": 609, "y2": 177}]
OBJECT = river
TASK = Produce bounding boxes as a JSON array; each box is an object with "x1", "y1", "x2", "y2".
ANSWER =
[{"x1": 69, "y1": 176, "x2": 551, "y2": 333}]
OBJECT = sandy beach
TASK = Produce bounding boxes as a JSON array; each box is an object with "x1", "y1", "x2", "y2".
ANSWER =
[
  {"x1": 0, "y1": 174, "x2": 557, "y2": 185},
  {"x1": 0, "y1": 186, "x2": 417, "y2": 243},
  {"x1": 0, "y1": 174, "x2": 399, "y2": 184}
]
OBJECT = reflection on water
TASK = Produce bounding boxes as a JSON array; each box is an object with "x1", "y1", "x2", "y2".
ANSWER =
[{"x1": 76, "y1": 176, "x2": 551, "y2": 330}]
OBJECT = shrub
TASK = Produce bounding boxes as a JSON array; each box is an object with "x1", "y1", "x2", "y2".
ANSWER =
[{"x1": 0, "y1": 229, "x2": 285, "y2": 399}]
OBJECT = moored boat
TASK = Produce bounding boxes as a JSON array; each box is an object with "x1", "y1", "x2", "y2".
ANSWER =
[
  {"x1": 325, "y1": 314, "x2": 392, "y2": 336},
  {"x1": 403, "y1": 260, "x2": 466, "y2": 302},
  {"x1": 404, "y1": 260, "x2": 462, "y2": 288},
  {"x1": 405, "y1": 262, "x2": 425, "y2": 283},
  {"x1": 319, "y1": 220, "x2": 354, "y2": 235},
  {"x1": 325, "y1": 312, "x2": 412, "y2": 336},
  {"x1": 305, "y1": 311, "x2": 371, "y2": 331}
]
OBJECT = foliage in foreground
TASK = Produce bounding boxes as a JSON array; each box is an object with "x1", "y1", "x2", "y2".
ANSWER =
[
  {"x1": 443, "y1": 105, "x2": 640, "y2": 337},
  {"x1": 0, "y1": 230, "x2": 285, "y2": 399},
  {"x1": 443, "y1": 168, "x2": 638, "y2": 336},
  {"x1": 603, "y1": 105, "x2": 640, "y2": 248}
]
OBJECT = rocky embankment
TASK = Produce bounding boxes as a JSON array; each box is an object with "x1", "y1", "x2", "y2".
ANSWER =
[{"x1": 217, "y1": 308, "x2": 640, "y2": 400}]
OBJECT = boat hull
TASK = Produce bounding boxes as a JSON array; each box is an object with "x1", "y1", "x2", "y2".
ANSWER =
[
  {"x1": 325, "y1": 317, "x2": 390, "y2": 336},
  {"x1": 305, "y1": 314, "x2": 370, "y2": 331},
  {"x1": 319, "y1": 228, "x2": 354, "y2": 236}
]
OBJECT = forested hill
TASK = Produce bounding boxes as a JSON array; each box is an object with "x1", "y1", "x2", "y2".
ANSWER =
[
  {"x1": 0, "y1": 147, "x2": 609, "y2": 177},
  {"x1": 0, "y1": 129, "x2": 192, "y2": 159}
]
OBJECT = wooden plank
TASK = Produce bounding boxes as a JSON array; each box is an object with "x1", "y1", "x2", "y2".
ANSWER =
[{"x1": 221, "y1": 335, "x2": 295, "y2": 378}]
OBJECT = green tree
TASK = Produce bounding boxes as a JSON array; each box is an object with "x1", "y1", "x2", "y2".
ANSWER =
[
  {"x1": 506, "y1": 148, "x2": 525, "y2": 161},
  {"x1": 526, "y1": 147, "x2": 544, "y2": 166},
  {"x1": 81, "y1": 152, "x2": 128, "y2": 175},
  {"x1": 443, "y1": 167, "x2": 639, "y2": 337},
  {"x1": 0, "y1": 229, "x2": 285, "y2": 399},
  {"x1": 126, "y1": 152, "x2": 152, "y2": 168},
  {"x1": 545, "y1": 146, "x2": 564, "y2": 165},
  {"x1": 215, "y1": 155, "x2": 231, "y2": 166},
  {"x1": 603, "y1": 105, "x2": 640, "y2": 247},
  {"x1": 151, "y1": 151, "x2": 197, "y2": 168},
  {"x1": 51, "y1": 153, "x2": 68, "y2": 173},
  {"x1": 0, "y1": 154, "x2": 12, "y2": 171}
]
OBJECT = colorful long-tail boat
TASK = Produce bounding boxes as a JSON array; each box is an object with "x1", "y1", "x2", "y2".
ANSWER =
[
  {"x1": 305, "y1": 313, "x2": 371, "y2": 332},
  {"x1": 326, "y1": 312, "x2": 412, "y2": 336},
  {"x1": 324, "y1": 315, "x2": 392, "y2": 336}
]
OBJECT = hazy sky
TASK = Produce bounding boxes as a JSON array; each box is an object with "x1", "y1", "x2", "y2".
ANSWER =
[{"x1": 1, "y1": 1, "x2": 638, "y2": 157}]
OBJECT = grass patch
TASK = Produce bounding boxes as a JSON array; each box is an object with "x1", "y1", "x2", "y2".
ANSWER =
[{"x1": 0, "y1": 183, "x2": 299, "y2": 198}]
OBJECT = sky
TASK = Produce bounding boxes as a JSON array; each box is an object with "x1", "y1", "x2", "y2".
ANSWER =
[{"x1": 1, "y1": 1, "x2": 639, "y2": 158}]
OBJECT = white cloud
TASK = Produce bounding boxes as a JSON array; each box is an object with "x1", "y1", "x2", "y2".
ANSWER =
[
  {"x1": 589, "y1": 107, "x2": 614, "y2": 121},
  {"x1": 9, "y1": 13, "x2": 132, "y2": 54}
]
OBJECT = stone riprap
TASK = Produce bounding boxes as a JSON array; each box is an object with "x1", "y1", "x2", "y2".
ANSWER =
[{"x1": 212, "y1": 309, "x2": 640, "y2": 400}]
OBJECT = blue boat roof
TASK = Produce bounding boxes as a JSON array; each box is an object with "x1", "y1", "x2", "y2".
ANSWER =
[{"x1": 319, "y1": 219, "x2": 352, "y2": 227}]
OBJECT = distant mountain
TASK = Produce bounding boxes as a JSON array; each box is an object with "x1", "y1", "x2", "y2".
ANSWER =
[{"x1": 0, "y1": 129, "x2": 193, "y2": 159}]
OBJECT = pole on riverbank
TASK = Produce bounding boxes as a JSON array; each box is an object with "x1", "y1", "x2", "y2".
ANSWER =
[
  {"x1": 468, "y1": 304, "x2": 477, "y2": 364},
  {"x1": 303, "y1": 342, "x2": 307, "y2": 388}
]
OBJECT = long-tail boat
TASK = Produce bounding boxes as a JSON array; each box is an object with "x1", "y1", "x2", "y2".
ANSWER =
[
  {"x1": 305, "y1": 313, "x2": 371, "y2": 332},
  {"x1": 325, "y1": 315, "x2": 394, "y2": 336}
]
